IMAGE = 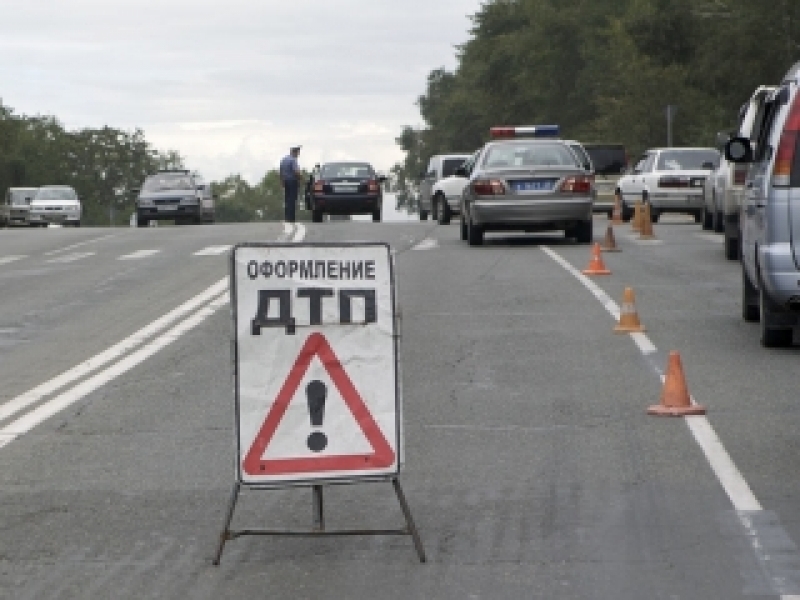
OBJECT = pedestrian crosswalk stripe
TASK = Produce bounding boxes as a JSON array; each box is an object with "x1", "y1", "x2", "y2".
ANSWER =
[
  {"x1": 193, "y1": 245, "x2": 232, "y2": 256},
  {"x1": 0, "y1": 255, "x2": 27, "y2": 265},
  {"x1": 118, "y1": 249, "x2": 161, "y2": 260},
  {"x1": 46, "y1": 252, "x2": 96, "y2": 264}
]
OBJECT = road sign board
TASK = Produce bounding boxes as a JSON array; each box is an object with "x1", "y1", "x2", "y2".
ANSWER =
[{"x1": 231, "y1": 243, "x2": 400, "y2": 486}]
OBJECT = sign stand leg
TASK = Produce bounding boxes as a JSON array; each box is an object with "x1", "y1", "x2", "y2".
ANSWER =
[
  {"x1": 392, "y1": 478, "x2": 426, "y2": 563},
  {"x1": 212, "y1": 482, "x2": 241, "y2": 566},
  {"x1": 312, "y1": 484, "x2": 325, "y2": 531}
]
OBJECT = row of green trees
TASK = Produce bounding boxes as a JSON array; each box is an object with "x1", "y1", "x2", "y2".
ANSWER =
[
  {"x1": 393, "y1": 0, "x2": 800, "y2": 191},
  {"x1": 0, "y1": 102, "x2": 297, "y2": 226}
]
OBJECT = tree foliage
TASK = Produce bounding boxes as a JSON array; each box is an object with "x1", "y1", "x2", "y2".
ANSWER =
[{"x1": 395, "y1": 0, "x2": 800, "y2": 186}]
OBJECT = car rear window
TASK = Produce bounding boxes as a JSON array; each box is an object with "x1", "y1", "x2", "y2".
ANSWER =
[
  {"x1": 584, "y1": 144, "x2": 627, "y2": 175},
  {"x1": 656, "y1": 149, "x2": 720, "y2": 171},
  {"x1": 483, "y1": 142, "x2": 578, "y2": 168},
  {"x1": 442, "y1": 158, "x2": 466, "y2": 178},
  {"x1": 320, "y1": 163, "x2": 374, "y2": 178}
]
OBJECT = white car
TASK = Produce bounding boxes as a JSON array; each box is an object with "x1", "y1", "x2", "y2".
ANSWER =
[
  {"x1": 418, "y1": 153, "x2": 472, "y2": 221},
  {"x1": 28, "y1": 185, "x2": 82, "y2": 227},
  {"x1": 430, "y1": 151, "x2": 478, "y2": 225},
  {"x1": 617, "y1": 147, "x2": 720, "y2": 222}
]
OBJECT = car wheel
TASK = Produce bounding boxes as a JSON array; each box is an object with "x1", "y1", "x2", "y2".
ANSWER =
[
  {"x1": 701, "y1": 206, "x2": 713, "y2": 230},
  {"x1": 431, "y1": 200, "x2": 439, "y2": 221},
  {"x1": 574, "y1": 219, "x2": 593, "y2": 244},
  {"x1": 312, "y1": 209, "x2": 323, "y2": 223},
  {"x1": 460, "y1": 214, "x2": 467, "y2": 241},
  {"x1": 137, "y1": 217, "x2": 149, "y2": 227},
  {"x1": 693, "y1": 211, "x2": 702, "y2": 224},
  {"x1": 620, "y1": 197, "x2": 632, "y2": 222},
  {"x1": 713, "y1": 208, "x2": 724, "y2": 233},
  {"x1": 742, "y1": 263, "x2": 759, "y2": 322},
  {"x1": 650, "y1": 209, "x2": 660, "y2": 223},
  {"x1": 419, "y1": 209, "x2": 429, "y2": 221},
  {"x1": 372, "y1": 208, "x2": 382, "y2": 223},
  {"x1": 724, "y1": 233, "x2": 739, "y2": 261},
  {"x1": 467, "y1": 216, "x2": 483, "y2": 246},
  {"x1": 436, "y1": 194, "x2": 450, "y2": 225},
  {"x1": 759, "y1": 285, "x2": 793, "y2": 347}
]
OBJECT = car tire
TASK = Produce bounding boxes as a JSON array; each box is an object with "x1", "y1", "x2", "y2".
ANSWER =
[
  {"x1": 650, "y1": 209, "x2": 660, "y2": 223},
  {"x1": 460, "y1": 214, "x2": 467, "y2": 241},
  {"x1": 742, "y1": 263, "x2": 759, "y2": 322},
  {"x1": 419, "y1": 209, "x2": 429, "y2": 221},
  {"x1": 693, "y1": 211, "x2": 702, "y2": 224},
  {"x1": 701, "y1": 206, "x2": 713, "y2": 230},
  {"x1": 436, "y1": 194, "x2": 450, "y2": 225},
  {"x1": 759, "y1": 285, "x2": 793, "y2": 347},
  {"x1": 724, "y1": 233, "x2": 739, "y2": 261},
  {"x1": 372, "y1": 208, "x2": 382, "y2": 223},
  {"x1": 574, "y1": 219, "x2": 593, "y2": 244},
  {"x1": 713, "y1": 208, "x2": 724, "y2": 233},
  {"x1": 620, "y1": 196, "x2": 632, "y2": 222},
  {"x1": 137, "y1": 217, "x2": 149, "y2": 227},
  {"x1": 467, "y1": 216, "x2": 483, "y2": 246},
  {"x1": 312, "y1": 209, "x2": 323, "y2": 223}
]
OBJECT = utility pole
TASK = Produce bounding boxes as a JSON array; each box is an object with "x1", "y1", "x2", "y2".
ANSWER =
[{"x1": 666, "y1": 105, "x2": 677, "y2": 147}]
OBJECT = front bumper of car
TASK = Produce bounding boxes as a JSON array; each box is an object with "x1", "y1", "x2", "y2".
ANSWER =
[
  {"x1": 27, "y1": 206, "x2": 81, "y2": 224},
  {"x1": 137, "y1": 200, "x2": 201, "y2": 220}
]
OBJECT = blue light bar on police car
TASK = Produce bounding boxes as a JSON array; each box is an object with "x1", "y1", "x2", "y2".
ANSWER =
[{"x1": 489, "y1": 125, "x2": 560, "y2": 139}]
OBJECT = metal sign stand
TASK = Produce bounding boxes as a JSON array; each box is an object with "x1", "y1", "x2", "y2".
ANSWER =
[{"x1": 212, "y1": 478, "x2": 426, "y2": 565}]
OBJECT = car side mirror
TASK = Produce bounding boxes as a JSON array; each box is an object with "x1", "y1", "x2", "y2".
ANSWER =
[{"x1": 725, "y1": 137, "x2": 753, "y2": 163}]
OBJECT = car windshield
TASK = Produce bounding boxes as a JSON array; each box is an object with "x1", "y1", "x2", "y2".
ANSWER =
[
  {"x1": 585, "y1": 145, "x2": 627, "y2": 175},
  {"x1": 483, "y1": 142, "x2": 578, "y2": 169},
  {"x1": 442, "y1": 158, "x2": 466, "y2": 178},
  {"x1": 9, "y1": 189, "x2": 37, "y2": 205},
  {"x1": 35, "y1": 187, "x2": 77, "y2": 200},
  {"x1": 656, "y1": 149, "x2": 720, "y2": 171},
  {"x1": 142, "y1": 174, "x2": 194, "y2": 192},
  {"x1": 320, "y1": 163, "x2": 374, "y2": 179}
]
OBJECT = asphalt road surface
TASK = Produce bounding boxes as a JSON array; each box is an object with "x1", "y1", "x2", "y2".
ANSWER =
[{"x1": 2, "y1": 198, "x2": 800, "y2": 599}]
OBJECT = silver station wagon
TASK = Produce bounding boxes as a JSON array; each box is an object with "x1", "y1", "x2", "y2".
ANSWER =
[{"x1": 458, "y1": 125, "x2": 595, "y2": 246}]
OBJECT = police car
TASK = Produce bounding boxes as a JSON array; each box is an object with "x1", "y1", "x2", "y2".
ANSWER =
[{"x1": 457, "y1": 125, "x2": 595, "y2": 245}]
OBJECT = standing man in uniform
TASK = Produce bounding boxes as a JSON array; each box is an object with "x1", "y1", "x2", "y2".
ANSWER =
[{"x1": 279, "y1": 145, "x2": 302, "y2": 223}]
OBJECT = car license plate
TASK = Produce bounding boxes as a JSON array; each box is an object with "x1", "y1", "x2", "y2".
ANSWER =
[
  {"x1": 511, "y1": 179, "x2": 555, "y2": 192},
  {"x1": 334, "y1": 185, "x2": 358, "y2": 193},
  {"x1": 158, "y1": 204, "x2": 178, "y2": 211}
]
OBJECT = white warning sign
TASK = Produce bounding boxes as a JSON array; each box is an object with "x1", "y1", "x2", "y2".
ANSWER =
[{"x1": 231, "y1": 243, "x2": 400, "y2": 485}]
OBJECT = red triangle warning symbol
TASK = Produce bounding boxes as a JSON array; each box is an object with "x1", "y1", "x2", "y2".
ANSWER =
[{"x1": 242, "y1": 332, "x2": 395, "y2": 476}]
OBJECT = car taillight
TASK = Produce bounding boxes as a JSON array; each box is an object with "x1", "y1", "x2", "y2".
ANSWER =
[
  {"x1": 367, "y1": 180, "x2": 380, "y2": 193},
  {"x1": 733, "y1": 163, "x2": 748, "y2": 186},
  {"x1": 472, "y1": 179, "x2": 506, "y2": 195},
  {"x1": 773, "y1": 92, "x2": 800, "y2": 187},
  {"x1": 658, "y1": 175, "x2": 690, "y2": 188},
  {"x1": 313, "y1": 181, "x2": 325, "y2": 194},
  {"x1": 558, "y1": 175, "x2": 592, "y2": 193}
]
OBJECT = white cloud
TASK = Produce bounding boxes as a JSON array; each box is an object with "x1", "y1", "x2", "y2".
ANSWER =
[{"x1": 0, "y1": 0, "x2": 484, "y2": 183}]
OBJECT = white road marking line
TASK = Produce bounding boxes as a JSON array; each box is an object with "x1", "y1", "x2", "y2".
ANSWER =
[
  {"x1": 0, "y1": 293, "x2": 230, "y2": 446},
  {"x1": 43, "y1": 233, "x2": 117, "y2": 256},
  {"x1": 118, "y1": 249, "x2": 161, "y2": 260},
  {"x1": 45, "y1": 252, "x2": 95, "y2": 264},
  {"x1": 411, "y1": 238, "x2": 438, "y2": 251},
  {"x1": 695, "y1": 233, "x2": 723, "y2": 243},
  {"x1": 0, "y1": 255, "x2": 27, "y2": 265},
  {"x1": 193, "y1": 245, "x2": 232, "y2": 256},
  {"x1": 293, "y1": 223, "x2": 306, "y2": 242},
  {"x1": 0, "y1": 278, "x2": 228, "y2": 424},
  {"x1": 542, "y1": 245, "x2": 799, "y2": 599}
]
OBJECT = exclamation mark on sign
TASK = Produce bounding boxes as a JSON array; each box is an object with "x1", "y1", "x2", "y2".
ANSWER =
[{"x1": 306, "y1": 380, "x2": 328, "y2": 452}]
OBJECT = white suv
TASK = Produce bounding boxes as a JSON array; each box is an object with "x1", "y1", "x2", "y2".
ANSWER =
[{"x1": 418, "y1": 153, "x2": 471, "y2": 221}]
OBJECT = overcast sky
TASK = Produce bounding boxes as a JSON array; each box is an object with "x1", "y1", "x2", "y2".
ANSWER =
[{"x1": 0, "y1": 0, "x2": 485, "y2": 183}]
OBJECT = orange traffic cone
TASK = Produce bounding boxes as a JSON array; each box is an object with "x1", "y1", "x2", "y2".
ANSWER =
[
  {"x1": 582, "y1": 242, "x2": 611, "y2": 275},
  {"x1": 614, "y1": 287, "x2": 645, "y2": 333},
  {"x1": 601, "y1": 225, "x2": 621, "y2": 252},
  {"x1": 631, "y1": 200, "x2": 643, "y2": 232},
  {"x1": 638, "y1": 203, "x2": 657, "y2": 240},
  {"x1": 611, "y1": 192, "x2": 623, "y2": 224},
  {"x1": 647, "y1": 351, "x2": 706, "y2": 416}
]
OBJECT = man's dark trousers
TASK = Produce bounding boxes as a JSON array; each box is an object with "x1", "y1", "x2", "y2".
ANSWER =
[{"x1": 283, "y1": 179, "x2": 298, "y2": 223}]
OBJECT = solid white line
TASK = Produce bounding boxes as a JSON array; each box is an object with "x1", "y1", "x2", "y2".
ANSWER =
[
  {"x1": 411, "y1": 238, "x2": 439, "y2": 251},
  {"x1": 0, "y1": 278, "x2": 228, "y2": 424},
  {"x1": 118, "y1": 249, "x2": 161, "y2": 260},
  {"x1": 542, "y1": 244, "x2": 796, "y2": 598},
  {"x1": 0, "y1": 293, "x2": 229, "y2": 443},
  {"x1": 43, "y1": 233, "x2": 117, "y2": 256},
  {"x1": 293, "y1": 223, "x2": 306, "y2": 242},
  {"x1": 45, "y1": 252, "x2": 95, "y2": 263}
]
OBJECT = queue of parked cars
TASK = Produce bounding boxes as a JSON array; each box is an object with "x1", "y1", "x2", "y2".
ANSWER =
[{"x1": 1, "y1": 185, "x2": 83, "y2": 227}]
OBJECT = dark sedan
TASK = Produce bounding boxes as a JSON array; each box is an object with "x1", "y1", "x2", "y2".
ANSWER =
[{"x1": 306, "y1": 161, "x2": 386, "y2": 222}]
